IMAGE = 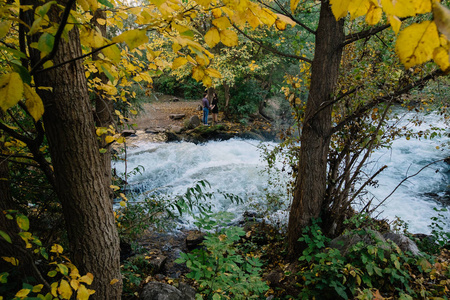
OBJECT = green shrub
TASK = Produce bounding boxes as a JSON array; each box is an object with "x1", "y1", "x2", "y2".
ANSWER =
[
  {"x1": 295, "y1": 218, "x2": 441, "y2": 300},
  {"x1": 228, "y1": 78, "x2": 267, "y2": 121},
  {"x1": 175, "y1": 212, "x2": 269, "y2": 300}
]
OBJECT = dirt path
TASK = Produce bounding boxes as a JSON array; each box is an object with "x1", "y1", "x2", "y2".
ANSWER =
[{"x1": 128, "y1": 95, "x2": 203, "y2": 130}]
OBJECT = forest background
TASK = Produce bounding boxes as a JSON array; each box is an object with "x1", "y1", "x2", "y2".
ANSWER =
[{"x1": 1, "y1": 0, "x2": 450, "y2": 299}]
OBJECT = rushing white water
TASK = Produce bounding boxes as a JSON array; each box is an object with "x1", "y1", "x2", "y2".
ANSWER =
[{"x1": 113, "y1": 110, "x2": 450, "y2": 234}]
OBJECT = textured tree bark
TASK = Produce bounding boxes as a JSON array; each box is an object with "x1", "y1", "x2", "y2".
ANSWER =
[
  {"x1": 287, "y1": 1, "x2": 344, "y2": 255},
  {"x1": 28, "y1": 2, "x2": 122, "y2": 298}
]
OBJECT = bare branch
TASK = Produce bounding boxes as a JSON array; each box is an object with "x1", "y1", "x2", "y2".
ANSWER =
[
  {"x1": 233, "y1": 25, "x2": 312, "y2": 64},
  {"x1": 331, "y1": 69, "x2": 444, "y2": 135},
  {"x1": 370, "y1": 158, "x2": 446, "y2": 213}
]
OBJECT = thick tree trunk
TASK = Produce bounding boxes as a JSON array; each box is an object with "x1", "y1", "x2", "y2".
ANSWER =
[
  {"x1": 287, "y1": 1, "x2": 344, "y2": 255},
  {"x1": 29, "y1": 3, "x2": 122, "y2": 299}
]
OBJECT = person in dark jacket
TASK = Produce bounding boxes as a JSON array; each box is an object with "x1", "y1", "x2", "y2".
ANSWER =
[
  {"x1": 201, "y1": 92, "x2": 211, "y2": 125},
  {"x1": 211, "y1": 92, "x2": 219, "y2": 125}
]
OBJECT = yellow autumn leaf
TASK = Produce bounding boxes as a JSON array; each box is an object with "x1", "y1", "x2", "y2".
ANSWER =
[
  {"x1": 245, "y1": 9, "x2": 260, "y2": 29},
  {"x1": 433, "y1": 1, "x2": 450, "y2": 41},
  {"x1": 110, "y1": 185, "x2": 120, "y2": 191},
  {"x1": 395, "y1": 21, "x2": 440, "y2": 68},
  {"x1": 24, "y1": 84, "x2": 44, "y2": 121},
  {"x1": 116, "y1": 136, "x2": 125, "y2": 143},
  {"x1": 70, "y1": 279, "x2": 80, "y2": 291},
  {"x1": 276, "y1": 13, "x2": 297, "y2": 28},
  {"x1": 212, "y1": 16, "x2": 231, "y2": 30},
  {"x1": 102, "y1": 45, "x2": 121, "y2": 63},
  {"x1": 96, "y1": 18, "x2": 106, "y2": 25},
  {"x1": 32, "y1": 284, "x2": 44, "y2": 293},
  {"x1": 15, "y1": 289, "x2": 30, "y2": 298},
  {"x1": 365, "y1": 5, "x2": 382, "y2": 25},
  {"x1": 79, "y1": 273, "x2": 94, "y2": 285},
  {"x1": 112, "y1": 29, "x2": 149, "y2": 50},
  {"x1": 110, "y1": 278, "x2": 119, "y2": 285},
  {"x1": 76, "y1": 284, "x2": 91, "y2": 300},
  {"x1": 2, "y1": 256, "x2": 19, "y2": 266},
  {"x1": 433, "y1": 46, "x2": 450, "y2": 71},
  {"x1": 205, "y1": 68, "x2": 222, "y2": 78},
  {"x1": 204, "y1": 27, "x2": 221, "y2": 48},
  {"x1": 348, "y1": 0, "x2": 371, "y2": 19},
  {"x1": 51, "y1": 244, "x2": 64, "y2": 254},
  {"x1": 119, "y1": 201, "x2": 126, "y2": 207},
  {"x1": 275, "y1": 19, "x2": 287, "y2": 30},
  {"x1": 105, "y1": 136, "x2": 115, "y2": 144},
  {"x1": 211, "y1": 8, "x2": 222, "y2": 18},
  {"x1": 192, "y1": 66, "x2": 205, "y2": 82},
  {"x1": 58, "y1": 279, "x2": 73, "y2": 299},
  {"x1": 380, "y1": 0, "x2": 417, "y2": 18},
  {"x1": 172, "y1": 57, "x2": 188, "y2": 69},
  {"x1": 389, "y1": 15, "x2": 402, "y2": 35},
  {"x1": 0, "y1": 72, "x2": 24, "y2": 112},
  {"x1": 0, "y1": 21, "x2": 11, "y2": 39},
  {"x1": 195, "y1": 0, "x2": 210, "y2": 7},
  {"x1": 290, "y1": 0, "x2": 301, "y2": 14},
  {"x1": 330, "y1": 0, "x2": 351, "y2": 20},
  {"x1": 80, "y1": 28, "x2": 105, "y2": 49},
  {"x1": 220, "y1": 29, "x2": 238, "y2": 47},
  {"x1": 258, "y1": 8, "x2": 277, "y2": 27}
]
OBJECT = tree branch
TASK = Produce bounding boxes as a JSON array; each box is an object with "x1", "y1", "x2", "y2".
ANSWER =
[
  {"x1": 233, "y1": 25, "x2": 312, "y2": 64},
  {"x1": 34, "y1": 43, "x2": 116, "y2": 75},
  {"x1": 331, "y1": 69, "x2": 444, "y2": 135},
  {"x1": 343, "y1": 23, "x2": 393, "y2": 47},
  {"x1": 370, "y1": 158, "x2": 446, "y2": 213}
]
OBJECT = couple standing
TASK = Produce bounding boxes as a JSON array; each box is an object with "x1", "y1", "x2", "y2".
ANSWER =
[{"x1": 202, "y1": 91, "x2": 219, "y2": 126}]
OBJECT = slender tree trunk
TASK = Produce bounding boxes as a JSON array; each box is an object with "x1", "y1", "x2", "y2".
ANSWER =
[
  {"x1": 287, "y1": 1, "x2": 344, "y2": 255},
  {"x1": 28, "y1": 3, "x2": 122, "y2": 298}
]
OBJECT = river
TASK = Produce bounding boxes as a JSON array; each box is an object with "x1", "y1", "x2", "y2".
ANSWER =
[{"x1": 113, "y1": 109, "x2": 450, "y2": 234}]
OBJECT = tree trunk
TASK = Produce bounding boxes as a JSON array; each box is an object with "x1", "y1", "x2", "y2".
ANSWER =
[
  {"x1": 29, "y1": 3, "x2": 122, "y2": 298},
  {"x1": 287, "y1": 1, "x2": 344, "y2": 255}
]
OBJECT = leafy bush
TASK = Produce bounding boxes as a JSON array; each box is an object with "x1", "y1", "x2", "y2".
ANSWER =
[
  {"x1": 295, "y1": 218, "x2": 447, "y2": 300},
  {"x1": 228, "y1": 78, "x2": 267, "y2": 121},
  {"x1": 153, "y1": 75, "x2": 204, "y2": 99},
  {"x1": 175, "y1": 212, "x2": 269, "y2": 299}
]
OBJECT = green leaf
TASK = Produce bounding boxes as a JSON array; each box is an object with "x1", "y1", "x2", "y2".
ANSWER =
[
  {"x1": 16, "y1": 214, "x2": 30, "y2": 231},
  {"x1": 11, "y1": 62, "x2": 31, "y2": 85},
  {"x1": 0, "y1": 230, "x2": 11, "y2": 243},
  {"x1": 37, "y1": 33, "x2": 55, "y2": 56},
  {"x1": 98, "y1": 0, "x2": 114, "y2": 8}
]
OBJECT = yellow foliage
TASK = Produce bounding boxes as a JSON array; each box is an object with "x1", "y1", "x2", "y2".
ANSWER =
[
  {"x1": 112, "y1": 29, "x2": 149, "y2": 50},
  {"x1": 433, "y1": 46, "x2": 450, "y2": 71},
  {"x1": 2, "y1": 256, "x2": 19, "y2": 266},
  {"x1": 220, "y1": 29, "x2": 238, "y2": 47},
  {"x1": 15, "y1": 289, "x2": 30, "y2": 298},
  {"x1": 0, "y1": 72, "x2": 23, "y2": 112},
  {"x1": 365, "y1": 5, "x2": 382, "y2": 25},
  {"x1": 0, "y1": 21, "x2": 11, "y2": 39},
  {"x1": 24, "y1": 84, "x2": 44, "y2": 121},
  {"x1": 205, "y1": 27, "x2": 221, "y2": 48},
  {"x1": 58, "y1": 279, "x2": 73, "y2": 299},
  {"x1": 79, "y1": 273, "x2": 94, "y2": 285},
  {"x1": 389, "y1": 15, "x2": 402, "y2": 35},
  {"x1": 51, "y1": 244, "x2": 64, "y2": 254},
  {"x1": 395, "y1": 21, "x2": 440, "y2": 68},
  {"x1": 172, "y1": 57, "x2": 188, "y2": 69},
  {"x1": 213, "y1": 16, "x2": 231, "y2": 30}
]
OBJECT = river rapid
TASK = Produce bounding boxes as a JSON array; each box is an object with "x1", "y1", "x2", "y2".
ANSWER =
[{"x1": 113, "y1": 109, "x2": 450, "y2": 235}]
